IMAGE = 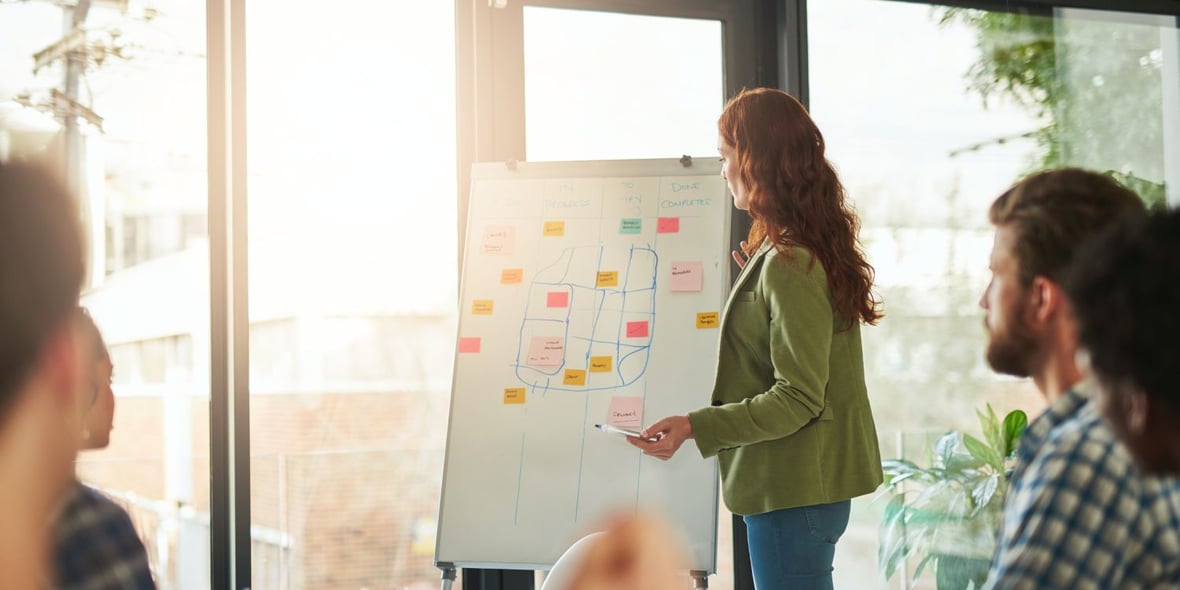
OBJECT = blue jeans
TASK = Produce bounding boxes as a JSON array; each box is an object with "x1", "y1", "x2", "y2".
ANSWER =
[{"x1": 743, "y1": 500, "x2": 851, "y2": 590}]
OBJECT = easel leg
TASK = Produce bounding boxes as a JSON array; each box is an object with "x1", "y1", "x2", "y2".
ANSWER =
[
  {"x1": 691, "y1": 570, "x2": 709, "y2": 589},
  {"x1": 439, "y1": 565, "x2": 456, "y2": 590}
]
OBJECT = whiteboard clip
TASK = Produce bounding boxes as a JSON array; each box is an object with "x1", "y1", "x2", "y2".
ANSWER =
[
  {"x1": 679, "y1": 154, "x2": 693, "y2": 168},
  {"x1": 505, "y1": 159, "x2": 518, "y2": 171}
]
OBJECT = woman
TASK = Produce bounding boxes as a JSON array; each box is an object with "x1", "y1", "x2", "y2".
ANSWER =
[
  {"x1": 53, "y1": 309, "x2": 156, "y2": 589},
  {"x1": 630, "y1": 88, "x2": 883, "y2": 589}
]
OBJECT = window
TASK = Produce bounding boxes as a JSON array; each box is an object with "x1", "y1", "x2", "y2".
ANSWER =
[
  {"x1": 2, "y1": 1, "x2": 212, "y2": 586},
  {"x1": 245, "y1": 0, "x2": 457, "y2": 586},
  {"x1": 808, "y1": 1, "x2": 1180, "y2": 586}
]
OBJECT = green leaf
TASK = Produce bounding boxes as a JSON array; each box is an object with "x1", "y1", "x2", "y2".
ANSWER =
[
  {"x1": 971, "y1": 473, "x2": 1000, "y2": 511},
  {"x1": 1001, "y1": 410, "x2": 1028, "y2": 458},
  {"x1": 978, "y1": 405, "x2": 1003, "y2": 456},
  {"x1": 879, "y1": 495, "x2": 909, "y2": 580},
  {"x1": 912, "y1": 552, "x2": 936, "y2": 585},
  {"x1": 934, "y1": 432, "x2": 961, "y2": 467},
  {"x1": 963, "y1": 434, "x2": 1004, "y2": 472}
]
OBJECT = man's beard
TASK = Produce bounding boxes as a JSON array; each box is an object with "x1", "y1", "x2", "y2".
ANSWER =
[{"x1": 985, "y1": 307, "x2": 1039, "y2": 378}]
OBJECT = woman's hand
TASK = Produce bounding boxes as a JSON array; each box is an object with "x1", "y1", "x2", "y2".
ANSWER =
[
  {"x1": 628, "y1": 415, "x2": 693, "y2": 460},
  {"x1": 732, "y1": 240, "x2": 750, "y2": 268}
]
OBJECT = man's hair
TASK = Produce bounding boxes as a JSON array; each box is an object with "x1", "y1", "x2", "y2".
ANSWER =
[
  {"x1": 1065, "y1": 207, "x2": 1180, "y2": 413},
  {"x1": 989, "y1": 168, "x2": 1146, "y2": 286},
  {"x1": 0, "y1": 162, "x2": 85, "y2": 415}
]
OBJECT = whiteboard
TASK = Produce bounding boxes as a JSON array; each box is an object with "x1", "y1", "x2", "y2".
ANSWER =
[{"x1": 436, "y1": 158, "x2": 728, "y2": 573}]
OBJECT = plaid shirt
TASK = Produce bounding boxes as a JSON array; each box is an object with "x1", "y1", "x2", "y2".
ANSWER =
[
  {"x1": 54, "y1": 482, "x2": 156, "y2": 590},
  {"x1": 986, "y1": 386, "x2": 1180, "y2": 589}
]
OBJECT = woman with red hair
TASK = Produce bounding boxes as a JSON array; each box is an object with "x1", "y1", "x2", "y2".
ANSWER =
[{"x1": 631, "y1": 88, "x2": 884, "y2": 589}]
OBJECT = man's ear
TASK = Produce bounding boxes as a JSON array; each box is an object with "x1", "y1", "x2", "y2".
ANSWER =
[
  {"x1": 1026, "y1": 276, "x2": 1065, "y2": 324},
  {"x1": 37, "y1": 320, "x2": 83, "y2": 408}
]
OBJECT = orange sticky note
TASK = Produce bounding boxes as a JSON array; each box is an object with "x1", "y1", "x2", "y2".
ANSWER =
[
  {"x1": 626, "y1": 321, "x2": 649, "y2": 338},
  {"x1": 543, "y1": 220, "x2": 565, "y2": 237},
  {"x1": 501, "y1": 268, "x2": 523, "y2": 284},
  {"x1": 472, "y1": 300, "x2": 494, "y2": 315},
  {"x1": 696, "y1": 312, "x2": 719, "y2": 328},
  {"x1": 458, "y1": 337, "x2": 480, "y2": 353},
  {"x1": 563, "y1": 369, "x2": 587, "y2": 386},
  {"x1": 596, "y1": 271, "x2": 619, "y2": 287},
  {"x1": 657, "y1": 217, "x2": 680, "y2": 233},
  {"x1": 589, "y1": 356, "x2": 612, "y2": 372},
  {"x1": 504, "y1": 387, "x2": 526, "y2": 404}
]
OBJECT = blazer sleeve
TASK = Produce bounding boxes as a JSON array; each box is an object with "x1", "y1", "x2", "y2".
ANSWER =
[{"x1": 688, "y1": 253, "x2": 833, "y2": 458}]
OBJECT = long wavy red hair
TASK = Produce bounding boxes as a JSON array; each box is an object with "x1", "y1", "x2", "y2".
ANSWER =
[{"x1": 719, "y1": 88, "x2": 882, "y2": 327}]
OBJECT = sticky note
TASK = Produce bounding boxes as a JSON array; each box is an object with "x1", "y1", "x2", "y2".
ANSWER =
[
  {"x1": 458, "y1": 337, "x2": 481, "y2": 353},
  {"x1": 697, "y1": 312, "x2": 720, "y2": 328},
  {"x1": 547, "y1": 291, "x2": 570, "y2": 308},
  {"x1": 608, "y1": 396, "x2": 643, "y2": 429},
  {"x1": 527, "y1": 336, "x2": 564, "y2": 366},
  {"x1": 504, "y1": 387, "x2": 526, "y2": 404},
  {"x1": 563, "y1": 369, "x2": 587, "y2": 386},
  {"x1": 589, "y1": 356, "x2": 613, "y2": 372},
  {"x1": 657, "y1": 217, "x2": 680, "y2": 233},
  {"x1": 481, "y1": 225, "x2": 515, "y2": 254},
  {"x1": 472, "y1": 300, "x2": 494, "y2": 315},
  {"x1": 626, "y1": 321, "x2": 649, "y2": 338},
  {"x1": 596, "y1": 271, "x2": 619, "y2": 287},
  {"x1": 670, "y1": 261, "x2": 704, "y2": 292},
  {"x1": 501, "y1": 268, "x2": 523, "y2": 284},
  {"x1": 543, "y1": 220, "x2": 565, "y2": 237},
  {"x1": 619, "y1": 218, "x2": 642, "y2": 234}
]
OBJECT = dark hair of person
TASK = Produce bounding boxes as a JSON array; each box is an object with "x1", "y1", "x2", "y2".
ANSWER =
[
  {"x1": 1064, "y1": 206, "x2": 1180, "y2": 412},
  {"x1": 988, "y1": 168, "x2": 1145, "y2": 286},
  {"x1": 0, "y1": 162, "x2": 85, "y2": 416},
  {"x1": 718, "y1": 88, "x2": 881, "y2": 327}
]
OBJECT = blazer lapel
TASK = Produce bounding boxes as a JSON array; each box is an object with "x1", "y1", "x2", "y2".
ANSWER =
[{"x1": 720, "y1": 240, "x2": 772, "y2": 327}]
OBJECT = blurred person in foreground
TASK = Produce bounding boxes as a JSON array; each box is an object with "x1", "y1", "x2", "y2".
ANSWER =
[
  {"x1": 559, "y1": 514, "x2": 687, "y2": 590},
  {"x1": 978, "y1": 168, "x2": 1180, "y2": 588},
  {"x1": 1065, "y1": 206, "x2": 1180, "y2": 477},
  {"x1": 0, "y1": 161, "x2": 89, "y2": 589},
  {"x1": 53, "y1": 309, "x2": 156, "y2": 589}
]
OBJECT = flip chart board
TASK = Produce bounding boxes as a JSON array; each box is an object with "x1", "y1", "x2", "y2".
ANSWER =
[{"x1": 436, "y1": 158, "x2": 729, "y2": 573}]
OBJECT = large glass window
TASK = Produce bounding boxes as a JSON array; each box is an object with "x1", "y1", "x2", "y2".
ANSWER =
[
  {"x1": 523, "y1": 7, "x2": 724, "y2": 162},
  {"x1": 808, "y1": 2, "x2": 1179, "y2": 587},
  {"x1": 245, "y1": 1, "x2": 457, "y2": 587},
  {"x1": 1, "y1": 1, "x2": 211, "y2": 587}
]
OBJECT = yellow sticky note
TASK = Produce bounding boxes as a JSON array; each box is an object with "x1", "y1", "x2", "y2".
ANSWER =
[
  {"x1": 472, "y1": 300, "x2": 494, "y2": 315},
  {"x1": 589, "y1": 356, "x2": 613, "y2": 372},
  {"x1": 503, "y1": 387, "x2": 526, "y2": 404},
  {"x1": 543, "y1": 220, "x2": 565, "y2": 237},
  {"x1": 596, "y1": 271, "x2": 619, "y2": 287},
  {"x1": 501, "y1": 268, "x2": 523, "y2": 284},
  {"x1": 563, "y1": 369, "x2": 587, "y2": 386},
  {"x1": 696, "y1": 311, "x2": 719, "y2": 328}
]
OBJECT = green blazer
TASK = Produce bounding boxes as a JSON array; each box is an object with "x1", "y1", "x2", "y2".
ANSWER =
[{"x1": 687, "y1": 241, "x2": 883, "y2": 515}]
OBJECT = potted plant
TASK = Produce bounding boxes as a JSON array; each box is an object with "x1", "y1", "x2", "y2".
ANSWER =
[{"x1": 878, "y1": 405, "x2": 1028, "y2": 589}]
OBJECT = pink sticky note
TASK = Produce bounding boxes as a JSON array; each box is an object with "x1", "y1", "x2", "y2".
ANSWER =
[
  {"x1": 547, "y1": 291, "x2": 570, "y2": 308},
  {"x1": 481, "y1": 225, "x2": 516, "y2": 254},
  {"x1": 609, "y1": 396, "x2": 644, "y2": 429},
  {"x1": 458, "y1": 337, "x2": 481, "y2": 353},
  {"x1": 626, "y1": 321, "x2": 649, "y2": 338},
  {"x1": 527, "y1": 336, "x2": 564, "y2": 366},
  {"x1": 657, "y1": 217, "x2": 680, "y2": 233},
  {"x1": 670, "y1": 261, "x2": 703, "y2": 292}
]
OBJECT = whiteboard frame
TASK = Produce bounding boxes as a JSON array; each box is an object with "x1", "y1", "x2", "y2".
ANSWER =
[{"x1": 436, "y1": 157, "x2": 729, "y2": 573}]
